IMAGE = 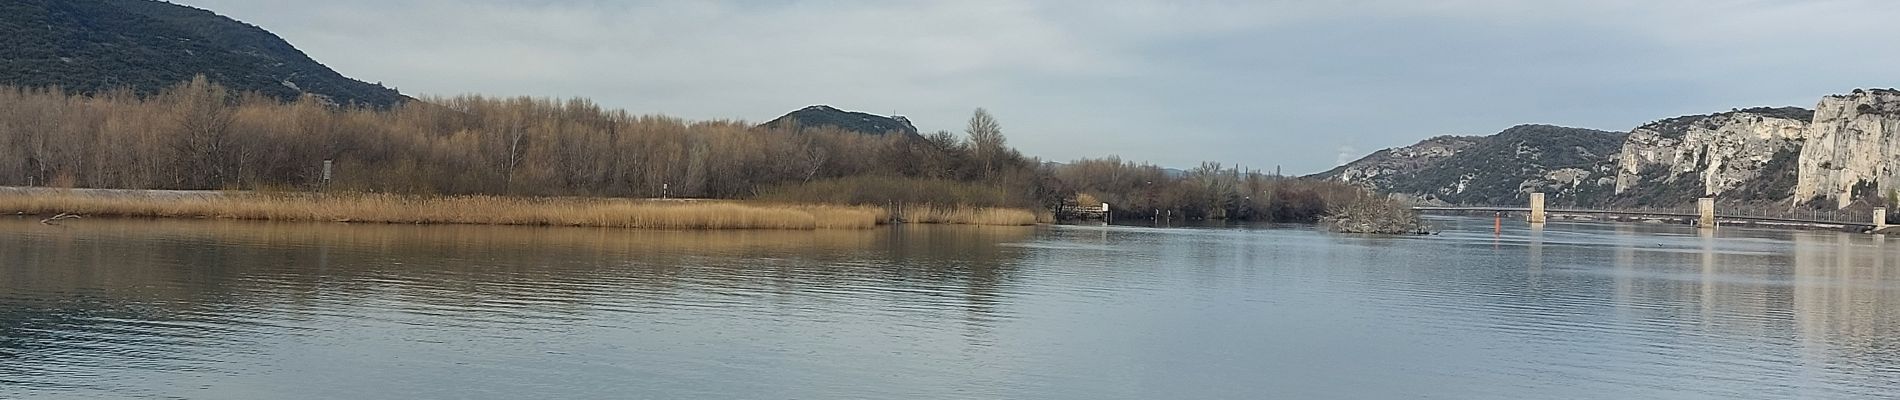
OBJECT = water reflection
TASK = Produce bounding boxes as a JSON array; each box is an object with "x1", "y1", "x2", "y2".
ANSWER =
[
  {"x1": 1793, "y1": 231, "x2": 1900, "y2": 394},
  {"x1": 0, "y1": 218, "x2": 1038, "y2": 398},
  {"x1": 1386, "y1": 218, "x2": 1899, "y2": 399},
  {"x1": 4, "y1": 217, "x2": 1900, "y2": 399}
]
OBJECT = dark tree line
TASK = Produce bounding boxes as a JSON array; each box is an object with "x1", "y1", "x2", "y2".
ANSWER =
[{"x1": 1048, "y1": 157, "x2": 1370, "y2": 222}]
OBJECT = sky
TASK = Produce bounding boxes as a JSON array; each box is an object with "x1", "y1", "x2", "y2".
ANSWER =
[{"x1": 171, "y1": 0, "x2": 1900, "y2": 174}]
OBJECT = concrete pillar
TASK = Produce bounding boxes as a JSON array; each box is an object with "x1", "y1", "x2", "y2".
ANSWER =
[
  {"x1": 1528, "y1": 193, "x2": 1546, "y2": 224},
  {"x1": 1876, "y1": 208, "x2": 1888, "y2": 231},
  {"x1": 1698, "y1": 197, "x2": 1717, "y2": 229}
]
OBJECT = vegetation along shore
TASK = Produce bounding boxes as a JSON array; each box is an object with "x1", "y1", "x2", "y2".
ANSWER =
[
  {"x1": 0, "y1": 78, "x2": 1386, "y2": 230},
  {"x1": 0, "y1": 188, "x2": 1036, "y2": 229}
]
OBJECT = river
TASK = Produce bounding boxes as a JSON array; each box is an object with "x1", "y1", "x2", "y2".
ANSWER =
[{"x1": 2, "y1": 217, "x2": 1897, "y2": 399}]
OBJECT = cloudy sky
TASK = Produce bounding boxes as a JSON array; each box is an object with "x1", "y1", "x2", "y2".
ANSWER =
[{"x1": 173, "y1": 0, "x2": 1900, "y2": 174}]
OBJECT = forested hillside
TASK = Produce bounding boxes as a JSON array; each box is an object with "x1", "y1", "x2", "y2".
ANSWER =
[{"x1": 0, "y1": 0, "x2": 403, "y2": 107}]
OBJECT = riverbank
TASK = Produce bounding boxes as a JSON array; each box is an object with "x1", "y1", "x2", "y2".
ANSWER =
[{"x1": 0, "y1": 188, "x2": 1038, "y2": 229}]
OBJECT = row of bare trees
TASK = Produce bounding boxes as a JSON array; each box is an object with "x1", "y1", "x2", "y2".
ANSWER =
[
  {"x1": 0, "y1": 77, "x2": 1042, "y2": 201},
  {"x1": 0, "y1": 77, "x2": 1378, "y2": 222}
]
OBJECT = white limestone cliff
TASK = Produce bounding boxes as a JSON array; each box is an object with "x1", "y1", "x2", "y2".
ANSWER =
[
  {"x1": 1795, "y1": 89, "x2": 1900, "y2": 208},
  {"x1": 1614, "y1": 108, "x2": 1810, "y2": 201}
]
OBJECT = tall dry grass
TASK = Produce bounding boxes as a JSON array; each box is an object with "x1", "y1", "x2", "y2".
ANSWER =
[
  {"x1": 0, "y1": 191, "x2": 885, "y2": 230},
  {"x1": 891, "y1": 204, "x2": 1038, "y2": 226},
  {"x1": 758, "y1": 176, "x2": 1027, "y2": 207}
]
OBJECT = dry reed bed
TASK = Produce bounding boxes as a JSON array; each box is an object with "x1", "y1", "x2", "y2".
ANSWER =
[
  {"x1": 1, "y1": 193, "x2": 886, "y2": 230},
  {"x1": 1, "y1": 192, "x2": 1043, "y2": 229},
  {"x1": 892, "y1": 204, "x2": 1038, "y2": 226}
]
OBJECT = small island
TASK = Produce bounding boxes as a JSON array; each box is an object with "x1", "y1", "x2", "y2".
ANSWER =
[{"x1": 1321, "y1": 197, "x2": 1430, "y2": 235}]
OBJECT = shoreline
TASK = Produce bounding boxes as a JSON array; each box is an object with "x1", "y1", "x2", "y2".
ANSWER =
[{"x1": 0, "y1": 187, "x2": 1038, "y2": 230}]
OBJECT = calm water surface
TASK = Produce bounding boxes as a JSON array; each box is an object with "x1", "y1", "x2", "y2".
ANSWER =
[{"x1": 2, "y1": 217, "x2": 1898, "y2": 399}]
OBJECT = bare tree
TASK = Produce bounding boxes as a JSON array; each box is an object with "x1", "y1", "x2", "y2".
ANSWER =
[
  {"x1": 161, "y1": 76, "x2": 237, "y2": 188},
  {"x1": 966, "y1": 108, "x2": 1005, "y2": 175}
]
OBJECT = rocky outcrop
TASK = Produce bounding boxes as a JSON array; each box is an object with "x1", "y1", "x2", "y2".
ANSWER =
[
  {"x1": 1795, "y1": 89, "x2": 1900, "y2": 208},
  {"x1": 1612, "y1": 107, "x2": 1810, "y2": 205}
]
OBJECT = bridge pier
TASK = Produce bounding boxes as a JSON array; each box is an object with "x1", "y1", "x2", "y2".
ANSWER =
[
  {"x1": 1528, "y1": 193, "x2": 1546, "y2": 224},
  {"x1": 1698, "y1": 198, "x2": 1716, "y2": 229}
]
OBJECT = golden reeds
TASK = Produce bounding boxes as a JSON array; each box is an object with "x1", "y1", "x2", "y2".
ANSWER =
[
  {"x1": 891, "y1": 204, "x2": 1038, "y2": 226},
  {"x1": 0, "y1": 190, "x2": 1044, "y2": 229},
  {"x1": 0, "y1": 192, "x2": 887, "y2": 230}
]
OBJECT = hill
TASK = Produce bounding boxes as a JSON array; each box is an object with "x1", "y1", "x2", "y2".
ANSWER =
[
  {"x1": 759, "y1": 105, "x2": 920, "y2": 136},
  {"x1": 0, "y1": 0, "x2": 403, "y2": 107},
  {"x1": 1309, "y1": 135, "x2": 1479, "y2": 193},
  {"x1": 1311, "y1": 125, "x2": 1625, "y2": 206}
]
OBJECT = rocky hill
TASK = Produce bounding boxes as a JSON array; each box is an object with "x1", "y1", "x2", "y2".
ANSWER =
[
  {"x1": 759, "y1": 105, "x2": 919, "y2": 136},
  {"x1": 0, "y1": 0, "x2": 403, "y2": 107},
  {"x1": 1311, "y1": 125, "x2": 1624, "y2": 206},
  {"x1": 1310, "y1": 135, "x2": 1479, "y2": 192},
  {"x1": 1321, "y1": 88, "x2": 1900, "y2": 210}
]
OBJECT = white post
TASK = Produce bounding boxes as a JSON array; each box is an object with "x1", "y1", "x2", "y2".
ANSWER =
[
  {"x1": 1876, "y1": 208, "x2": 1888, "y2": 231},
  {"x1": 321, "y1": 159, "x2": 333, "y2": 191}
]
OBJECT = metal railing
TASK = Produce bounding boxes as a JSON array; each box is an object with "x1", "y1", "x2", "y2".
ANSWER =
[{"x1": 1416, "y1": 204, "x2": 1875, "y2": 226}]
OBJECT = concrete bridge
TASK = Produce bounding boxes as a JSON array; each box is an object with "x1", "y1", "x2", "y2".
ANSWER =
[{"x1": 1414, "y1": 193, "x2": 1891, "y2": 232}]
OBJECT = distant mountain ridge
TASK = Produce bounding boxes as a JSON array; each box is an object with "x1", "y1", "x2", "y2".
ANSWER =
[
  {"x1": 1316, "y1": 88, "x2": 1900, "y2": 210},
  {"x1": 759, "y1": 105, "x2": 920, "y2": 136},
  {"x1": 0, "y1": 0, "x2": 403, "y2": 107}
]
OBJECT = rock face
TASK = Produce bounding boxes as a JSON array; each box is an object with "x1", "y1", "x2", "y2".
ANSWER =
[
  {"x1": 1309, "y1": 125, "x2": 1624, "y2": 206},
  {"x1": 1795, "y1": 89, "x2": 1900, "y2": 208},
  {"x1": 1612, "y1": 107, "x2": 1811, "y2": 205}
]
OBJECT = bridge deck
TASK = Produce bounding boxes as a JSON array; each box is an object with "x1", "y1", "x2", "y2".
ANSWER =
[{"x1": 1413, "y1": 206, "x2": 1874, "y2": 228}]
